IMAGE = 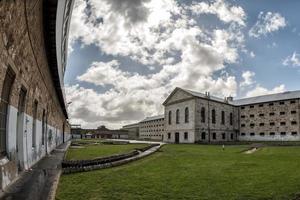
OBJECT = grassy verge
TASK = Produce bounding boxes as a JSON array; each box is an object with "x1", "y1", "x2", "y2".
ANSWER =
[{"x1": 57, "y1": 144, "x2": 300, "y2": 200}]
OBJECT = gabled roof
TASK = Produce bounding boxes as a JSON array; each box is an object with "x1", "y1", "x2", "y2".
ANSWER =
[
  {"x1": 163, "y1": 87, "x2": 227, "y2": 105},
  {"x1": 182, "y1": 88, "x2": 225, "y2": 103},
  {"x1": 231, "y1": 90, "x2": 300, "y2": 106}
]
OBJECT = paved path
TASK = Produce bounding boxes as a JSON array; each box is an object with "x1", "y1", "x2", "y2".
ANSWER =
[
  {"x1": 106, "y1": 139, "x2": 165, "y2": 145},
  {"x1": 0, "y1": 142, "x2": 70, "y2": 200}
]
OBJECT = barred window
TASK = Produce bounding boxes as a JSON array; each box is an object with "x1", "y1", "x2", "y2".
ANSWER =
[{"x1": 221, "y1": 111, "x2": 225, "y2": 125}]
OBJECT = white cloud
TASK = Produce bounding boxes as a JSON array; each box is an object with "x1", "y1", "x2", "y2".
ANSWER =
[
  {"x1": 282, "y1": 52, "x2": 300, "y2": 67},
  {"x1": 245, "y1": 84, "x2": 285, "y2": 97},
  {"x1": 189, "y1": 0, "x2": 246, "y2": 26},
  {"x1": 240, "y1": 71, "x2": 255, "y2": 87},
  {"x1": 249, "y1": 51, "x2": 255, "y2": 58},
  {"x1": 67, "y1": 0, "x2": 248, "y2": 128},
  {"x1": 249, "y1": 12, "x2": 286, "y2": 38}
]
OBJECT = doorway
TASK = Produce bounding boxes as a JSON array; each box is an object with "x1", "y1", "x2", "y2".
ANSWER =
[
  {"x1": 175, "y1": 132, "x2": 180, "y2": 144},
  {"x1": 16, "y1": 87, "x2": 27, "y2": 171}
]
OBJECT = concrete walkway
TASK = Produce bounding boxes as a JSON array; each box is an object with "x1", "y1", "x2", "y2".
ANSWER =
[{"x1": 0, "y1": 142, "x2": 70, "y2": 200}]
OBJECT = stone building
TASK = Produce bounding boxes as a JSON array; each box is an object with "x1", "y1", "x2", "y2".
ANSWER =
[
  {"x1": 163, "y1": 87, "x2": 300, "y2": 143},
  {"x1": 139, "y1": 115, "x2": 165, "y2": 141},
  {"x1": 92, "y1": 125, "x2": 128, "y2": 139},
  {"x1": 0, "y1": 0, "x2": 74, "y2": 190},
  {"x1": 122, "y1": 123, "x2": 139, "y2": 139}
]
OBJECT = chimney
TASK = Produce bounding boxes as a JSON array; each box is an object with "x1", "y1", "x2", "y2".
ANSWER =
[
  {"x1": 205, "y1": 91, "x2": 210, "y2": 98},
  {"x1": 227, "y1": 96, "x2": 233, "y2": 102}
]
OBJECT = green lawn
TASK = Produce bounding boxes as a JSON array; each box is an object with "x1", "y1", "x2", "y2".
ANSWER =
[
  {"x1": 57, "y1": 144, "x2": 300, "y2": 200},
  {"x1": 65, "y1": 143, "x2": 149, "y2": 160}
]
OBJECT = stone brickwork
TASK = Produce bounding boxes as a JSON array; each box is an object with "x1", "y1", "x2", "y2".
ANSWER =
[
  {"x1": 195, "y1": 98, "x2": 239, "y2": 143},
  {"x1": 0, "y1": 0, "x2": 72, "y2": 190},
  {"x1": 164, "y1": 99, "x2": 195, "y2": 143},
  {"x1": 239, "y1": 99, "x2": 300, "y2": 141}
]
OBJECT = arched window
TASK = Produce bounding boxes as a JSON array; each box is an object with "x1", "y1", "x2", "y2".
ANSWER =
[
  {"x1": 168, "y1": 111, "x2": 172, "y2": 125},
  {"x1": 221, "y1": 111, "x2": 225, "y2": 125},
  {"x1": 185, "y1": 107, "x2": 189, "y2": 123},
  {"x1": 212, "y1": 109, "x2": 216, "y2": 124},
  {"x1": 0, "y1": 67, "x2": 15, "y2": 156},
  {"x1": 201, "y1": 107, "x2": 205, "y2": 123},
  {"x1": 176, "y1": 109, "x2": 180, "y2": 124},
  {"x1": 230, "y1": 112, "x2": 233, "y2": 125}
]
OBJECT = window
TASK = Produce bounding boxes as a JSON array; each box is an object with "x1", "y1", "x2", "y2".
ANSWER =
[
  {"x1": 280, "y1": 112, "x2": 285, "y2": 115},
  {"x1": 291, "y1": 110, "x2": 297, "y2": 114},
  {"x1": 281, "y1": 132, "x2": 286, "y2": 136},
  {"x1": 259, "y1": 104, "x2": 264, "y2": 107},
  {"x1": 230, "y1": 113, "x2": 233, "y2": 125},
  {"x1": 168, "y1": 111, "x2": 172, "y2": 125},
  {"x1": 259, "y1": 113, "x2": 264, "y2": 117},
  {"x1": 270, "y1": 132, "x2": 275, "y2": 136},
  {"x1": 221, "y1": 111, "x2": 225, "y2": 125},
  {"x1": 269, "y1": 103, "x2": 274, "y2": 106},
  {"x1": 250, "y1": 123, "x2": 255, "y2": 127},
  {"x1": 241, "y1": 124, "x2": 245, "y2": 127},
  {"x1": 260, "y1": 132, "x2": 265, "y2": 136},
  {"x1": 270, "y1": 122, "x2": 275, "y2": 126},
  {"x1": 241, "y1": 106, "x2": 245, "y2": 109},
  {"x1": 241, "y1": 115, "x2": 245, "y2": 118},
  {"x1": 212, "y1": 132, "x2": 216, "y2": 140},
  {"x1": 259, "y1": 123, "x2": 264, "y2": 127},
  {"x1": 184, "y1": 132, "x2": 188, "y2": 140},
  {"x1": 290, "y1": 100, "x2": 296, "y2": 104},
  {"x1": 292, "y1": 132, "x2": 298, "y2": 136},
  {"x1": 212, "y1": 109, "x2": 216, "y2": 124},
  {"x1": 279, "y1": 101, "x2": 285, "y2": 105},
  {"x1": 269, "y1": 112, "x2": 275, "y2": 116},
  {"x1": 0, "y1": 67, "x2": 15, "y2": 156},
  {"x1": 230, "y1": 133, "x2": 234, "y2": 140},
  {"x1": 250, "y1": 114, "x2": 254, "y2": 118},
  {"x1": 222, "y1": 133, "x2": 226, "y2": 140},
  {"x1": 168, "y1": 133, "x2": 171, "y2": 139},
  {"x1": 291, "y1": 121, "x2": 297, "y2": 125},
  {"x1": 201, "y1": 132, "x2": 206, "y2": 140},
  {"x1": 250, "y1": 132, "x2": 255, "y2": 136},
  {"x1": 250, "y1": 105, "x2": 254, "y2": 108},
  {"x1": 241, "y1": 133, "x2": 245, "y2": 136},
  {"x1": 32, "y1": 100, "x2": 38, "y2": 148},
  {"x1": 280, "y1": 122, "x2": 286, "y2": 126},
  {"x1": 176, "y1": 109, "x2": 180, "y2": 124},
  {"x1": 201, "y1": 107, "x2": 205, "y2": 123},
  {"x1": 185, "y1": 107, "x2": 189, "y2": 123}
]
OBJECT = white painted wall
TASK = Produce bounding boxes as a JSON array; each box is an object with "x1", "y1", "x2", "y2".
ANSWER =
[{"x1": 0, "y1": 105, "x2": 69, "y2": 189}]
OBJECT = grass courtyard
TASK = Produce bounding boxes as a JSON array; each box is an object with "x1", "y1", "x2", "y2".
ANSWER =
[
  {"x1": 65, "y1": 141, "x2": 148, "y2": 160},
  {"x1": 57, "y1": 144, "x2": 300, "y2": 200}
]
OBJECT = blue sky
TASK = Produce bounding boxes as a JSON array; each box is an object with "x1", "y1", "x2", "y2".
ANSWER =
[{"x1": 65, "y1": 0, "x2": 300, "y2": 128}]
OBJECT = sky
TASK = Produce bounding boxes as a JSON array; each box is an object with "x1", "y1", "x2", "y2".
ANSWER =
[{"x1": 65, "y1": 0, "x2": 300, "y2": 129}]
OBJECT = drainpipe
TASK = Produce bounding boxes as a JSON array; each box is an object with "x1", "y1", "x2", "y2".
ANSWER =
[{"x1": 208, "y1": 99, "x2": 210, "y2": 143}]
